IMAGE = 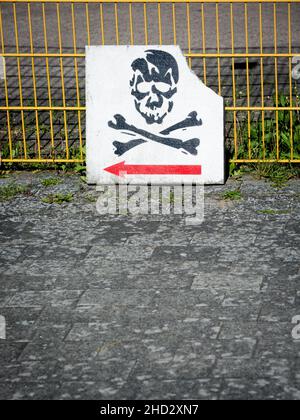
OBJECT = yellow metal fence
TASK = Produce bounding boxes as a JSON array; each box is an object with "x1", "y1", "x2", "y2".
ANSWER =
[{"x1": 0, "y1": 0, "x2": 300, "y2": 164}]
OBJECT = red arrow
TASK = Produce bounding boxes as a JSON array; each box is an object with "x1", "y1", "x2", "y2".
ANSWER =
[{"x1": 104, "y1": 161, "x2": 202, "y2": 177}]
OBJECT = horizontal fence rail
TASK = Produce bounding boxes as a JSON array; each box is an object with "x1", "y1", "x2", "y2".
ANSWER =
[{"x1": 0, "y1": 0, "x2": 300, "y2": 164}]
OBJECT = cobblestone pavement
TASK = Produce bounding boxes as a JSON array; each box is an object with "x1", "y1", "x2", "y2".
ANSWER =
[{"x1": 0, "y1": 171, "x2": 300, "y2": 400}]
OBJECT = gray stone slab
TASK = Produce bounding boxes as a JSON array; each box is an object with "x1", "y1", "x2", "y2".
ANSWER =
[
  {"x1": 213, "y1": 356, "x2": 293, "y2": 380},
  {"x1": 54, "y1": 360, "x2": 136, "y2": 384},
  {"x1": 78, "y1": 289, "x2": 156, "y2": 308},
  {"x1": 0, "y1": 291, "x2": 15, "y2": 307},
  {"x1": 255, "y1": 339, "x2": 300, "y2": 359},
  {"x1": 118, "y1": 378, "x2": 222, "y2": 400},
  {"x1": 0, "y1": 172, "x2": 300, "y2": 399},
  {"x1": 175, "y1": 338, "x2": 257, "y2": 360},
  {"x1": 219, "y1": 378, "x2": 300, "y2": 400},
  {"x1": 219, "y1": 322, "x2": 294, "y2": 341},
  {"x1": 0, "y1": 275, "x2": 57, "y2": 292},
  {"x1": 86, "y1": 245, "x2": 154, "y2": 262},
  {"x1": 5, "y1": 290, "x2": 83, "y2": 308},
  {"x1": 0, "y1": 307, "x2": 42, "y2": 324},
  {"x1": 0, "y1": 342, "x2": 27, "y2": 362},
  {"x1": 192, "y1": 273, "x2": 263, "y2": 291},
  {"x1": 53, "y1": 380, "x2": 127, "y2": 400},
  {"x1": 151, "y1": 246, "x2": 221, "y2": 261},
  {"x1": 0, "y1": 382, "x2": 61, "y2": 400},
  {"x1": 130, "y1": 355, "x2": 216, "y2": 381}
]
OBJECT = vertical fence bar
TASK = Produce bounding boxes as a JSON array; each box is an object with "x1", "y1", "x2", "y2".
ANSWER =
[
  {"x1": 42, "y1": 3, "x2": 55, "y2": 156},
  {"x1": 13, "y1": 3, "x2": 27, "y2": 159},
  {"x1": 100, "y1": 3, "x2": 105, "y2": 45},
  {"x1": 230, "y1": 3, "x2": 237, "y2": 160},
  {"x1": 201, "y1": 3, "x2": 207, "y2": 85},
  {"x1": 158, "y1": 3, "x2": 162, "y2": 45},
  {"x1": 215, "y1": 3, "x2": 221, "y2": 95},
  {"x1": 129, "y1": 2, "x2": 134, "y2": 45},
  {"x1": 28, "y1": 3, "x2": 41, "y2": 159},
  {"x1": 259, "y1": 2, "x2": 266, "y2": 160},
  {"x1": 273, "y1": 2, "x2": 279, "y2": 160},
  {"x1": 71, "y1": 2, "x2": 83, "y2": 160},
  {"x1": 114, "y1": 2, "x2": 119, "y2": 45},
  {"x1": 143, "y1": 2, "x2": 148, "y2": 45},
  {"x1": 186, "y1": 2, "x2": 192, "y2": 68},
  {"x1": 288, "y1": 2, "x2": 294, "y2": 160},
  {"x1": 244, "y1": 3, "x2": 251, "y2": 159},
  {"x1": 86, "y1": 3, "x2": 91, "y2": 46},
  {"x1": 56, "y1": 2, "x2": 69, "y2": 159},
  {"x1": 172, "y1": 2, "x2": 177, "y2": 45},
  {"x1": 0, "y1": 4, "x2": 13, "y2": 160}
]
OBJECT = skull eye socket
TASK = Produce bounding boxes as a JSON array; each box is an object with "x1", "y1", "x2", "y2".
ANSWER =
[
  {"x1": 136, "y1": 81, "x2": 172, "y2": 94},
  {"x1": 136, "y1": 81, "x2": 151, "y2": 94},
  {"x1": 154, "y1": 82, "x2": 172, "y2": 94}
]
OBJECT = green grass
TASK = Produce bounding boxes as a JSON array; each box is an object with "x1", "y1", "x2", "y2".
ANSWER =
[
  {"x1": 0, "y1": 171, "x2": 10, "y2": 179},
  {"x1": 41, "y1": 177, "x2": 61, "y2": 187},
  {"x1": 257, "y1": 209, "x2": 291, "y2": 215},
  {"x1": 0, "y1": 183, "x2": 29, "y2": 202},
  {"x1": 230, "y1": 162, "x2": 300, "y2": 188},
  {"x1": 42, "y1": 193, "x2": 73, "y2": 205},
  {"x1": 0, "y1": 146, "x2": 86, "y2": 175},
  {"x1": 227, "y1": 90, "x2": 300, "y2": 184},
  {"x1": 222, "y1": 189, "x2": 242, "y2": 201},
  {"x1": 84, "y1": 194, "x2": 97, "y2": 203},
  {"x1": 254, "y1": 163, "x2": 300, "y2": 188},
  {"x1": 235, "y1": 93, "x2": 300, "y2": 161}
]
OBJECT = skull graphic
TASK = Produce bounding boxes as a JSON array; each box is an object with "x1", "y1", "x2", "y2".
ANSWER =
[{"x1": 130, "y1": 50, "x2": 179, "y2": 125}]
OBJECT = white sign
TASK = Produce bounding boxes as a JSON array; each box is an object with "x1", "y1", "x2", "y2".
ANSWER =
[{"x1": 86, "y1": 46, "x2": 224, "y2": 185}]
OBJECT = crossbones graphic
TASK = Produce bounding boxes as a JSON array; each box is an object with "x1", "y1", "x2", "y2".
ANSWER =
[{"x1": 108, "y1": 111, "x2": 202, "y2": 156}]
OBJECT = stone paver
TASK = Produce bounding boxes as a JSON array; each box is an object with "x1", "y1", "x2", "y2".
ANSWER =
[{"x1": 0, "y1": 171, "x2": 300, "y2": 400}]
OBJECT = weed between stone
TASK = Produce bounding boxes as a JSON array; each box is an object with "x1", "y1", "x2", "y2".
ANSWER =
[
  {"x1": 42, "y1": 193, "x2": 74, "y2": 205},
  {"x1": 41, "y1": 177, "x2": 61, "y2": 187},
  {"x1": 257, "y1": 209, "x2": 291, "y2": 215},
  {"x1": 0, "y1": 184, "x2": 29, "y2": 202},
  {"x1": 222, "y1": 190, "x2": 242, "y2": 201}
]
